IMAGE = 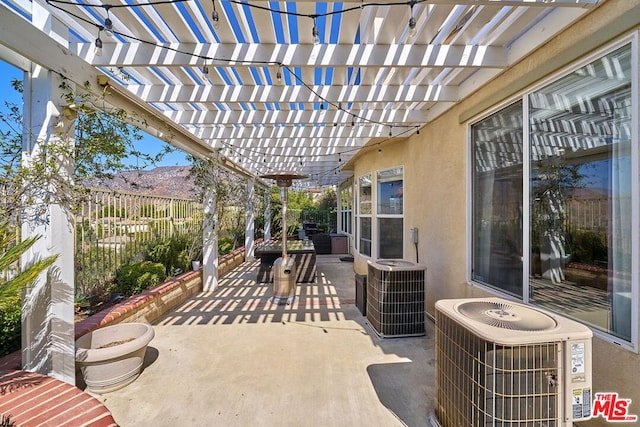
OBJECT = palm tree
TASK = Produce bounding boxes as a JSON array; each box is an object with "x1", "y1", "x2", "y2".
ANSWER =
[{"x1": 0, "y1": 222, "x2": 58, "y2": 298}]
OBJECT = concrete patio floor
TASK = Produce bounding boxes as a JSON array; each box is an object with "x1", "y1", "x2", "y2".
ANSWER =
[{"x1": 94, "y1": 255, "x2": 436, "y2": 426}]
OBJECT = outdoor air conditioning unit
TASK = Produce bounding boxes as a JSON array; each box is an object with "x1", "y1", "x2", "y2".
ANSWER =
[
  {"x1": 434, "y1": 297, "x2": 592, "y2": 427},
  {"x1": 367, "y1": 259, "x2": 426, "y2": 338}
]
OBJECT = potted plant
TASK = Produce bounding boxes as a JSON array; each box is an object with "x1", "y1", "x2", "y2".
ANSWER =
[{"x1": 75, "y1": 322, "x2": 154, "y2": 394}]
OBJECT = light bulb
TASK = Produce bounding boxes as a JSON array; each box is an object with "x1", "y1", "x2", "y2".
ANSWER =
[
  {"x1": 212, "y1": 10, "x2": 220, "y2": 29},
  {"x1": 94, "y1": 33, "x2": 103, "y2": 57},
  {"x1": 104, "y1": 7, "x2": 114, "y2": 37},
  {"x1": 312, "y1": 23, "x2": 320, "y2": 45},
  {"x1": 104, "y1": 17, "x2": 113, "y2": 37},
  {"x1": 276, "y1": 68, "x2": 282, "y2": 84},
  {"x1": 408, "y1": 17, "x2": 417, "y2": 38}
]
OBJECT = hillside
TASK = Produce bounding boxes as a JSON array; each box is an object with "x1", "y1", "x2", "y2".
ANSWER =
[{"x1": 84, "y1": 166, "x2": 197, "y2": 199}]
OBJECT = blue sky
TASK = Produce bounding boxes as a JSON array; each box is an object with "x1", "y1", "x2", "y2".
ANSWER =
[{"x1": 0, "y1": 60, "x2": 189, "y2": 168}]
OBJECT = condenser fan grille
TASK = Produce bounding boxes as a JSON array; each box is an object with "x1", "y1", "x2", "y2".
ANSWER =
[{"x1": 456, "y1": 301, "x2": 557, "y2": 331}]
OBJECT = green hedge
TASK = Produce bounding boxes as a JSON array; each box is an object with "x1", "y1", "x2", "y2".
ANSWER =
[
  {"x1": 0, "y1": 296, "x2": 22, "y2": 357},
  {"x1": 115, "y1": 261, "x2": 167, "y2": 297},
  {"x1": 146, "y1": 235, "x2": 192, "y2": 276}
]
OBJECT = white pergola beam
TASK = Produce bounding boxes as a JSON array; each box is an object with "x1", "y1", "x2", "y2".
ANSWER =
[
  {"x1": 185, "y1": 125, "x2": 396, "y2": 142},
  {"x1": 187, "y1": 125, "x2": 388, "y2": 142},
  {"x1": 164, "y1": 109, "x2": 427, "y2": 126},
  {"x1": 125, "y1": 83, "x2": 458, "y2": 104},
  {"x1": 79, "y1": 43, "x2": 507, "y2": 69}
]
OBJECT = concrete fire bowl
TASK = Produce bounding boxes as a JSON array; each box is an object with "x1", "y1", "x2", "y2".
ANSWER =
[{"x1": 75, "y1": 322, "x2": 155, "y2": 394}]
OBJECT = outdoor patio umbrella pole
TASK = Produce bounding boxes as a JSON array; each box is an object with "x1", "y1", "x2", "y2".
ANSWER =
[
  {"x1": 280, "y1": 184, "x2": 288, "y2": 259},
  {"x1": 260, "y1": 172, "x2": 307, "y2": 304}
]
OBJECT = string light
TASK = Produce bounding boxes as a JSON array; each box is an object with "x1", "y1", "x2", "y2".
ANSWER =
[
  {"x1": 408, "y1": 1, "x2": 417, "y2": 38},
  {"x1": 389, "y1": 126, "x2": 393, "y2": 137},
  {"x1": 104, "y1": 6, "x2": 114, "y2": 37},
  {"x1": 94, "y1": 28, "x2": 104, "y2": 57},
  {"x1": 48, "y1": 0, "x2": 427, "y2": 179},
  {"x1": 276, "y1": 67, "x2": 282, "y2": 84},
  {"x1": 211, "y1": 0, "x2": 220, "y2": 30},
  {"x1": 312, "y1": 17, "x2": 320, "y2": 45},
  {"x1": 47, "y1": 0, "x2": 424, "y2": 133}
]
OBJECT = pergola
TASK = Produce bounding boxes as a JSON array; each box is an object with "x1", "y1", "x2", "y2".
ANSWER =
[
  {"x1": 2, "y1": 0, "x2": 599, "y2": 186},
  {"x1": 0, "y1": 0, "x2": 600, "y2": 385}
]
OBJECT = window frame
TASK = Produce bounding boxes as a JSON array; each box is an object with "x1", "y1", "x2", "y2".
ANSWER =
[
  {"x1": 376, "y1": 166, "x2": 404, "y2": 259},
  {"x1": 339, "y1": 181, "x2": 353, "y2": 236},
  {"x1": 467, "y1": 33, "x2": 639, "y2": 352},
  {"x1": 356, "y1": 173, "x2": 372, "y2": 257}
]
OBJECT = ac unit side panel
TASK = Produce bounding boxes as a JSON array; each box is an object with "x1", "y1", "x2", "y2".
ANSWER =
[
  {"x1": 561, "y1": 339, "x2": 593, "y2": 423},
  {"x1": 435, "y1": 298, "x2": 592, "y2": 345}
]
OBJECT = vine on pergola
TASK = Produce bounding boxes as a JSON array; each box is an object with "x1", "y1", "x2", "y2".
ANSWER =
[{"x1": 0, "y1": 77, "x2": 175, "y2": 226}]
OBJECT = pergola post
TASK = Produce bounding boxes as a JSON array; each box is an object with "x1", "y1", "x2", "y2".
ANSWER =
[
  {"x1": 203, "y1": 185, "x2": 218, "y2": 292},
  {"x1": 263, "y1": 190, "x2": 271, "y2": 241},
  {"x1": 20, "y1": 68, "x2": 75, "y2": 384},
  {"x1": 244, "y1": 179, "x2": 255, "y2": 261},
  {"x1": 19, "y1": 2, "x2": 75, "y2": 384},
  {"x1": 336, "y1": 186, "x2": 342, "y2": 234}
]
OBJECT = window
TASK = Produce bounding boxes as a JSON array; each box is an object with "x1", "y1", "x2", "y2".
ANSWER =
[
  {"x1": 357, "y1": 174, "x2": 372, "y2": 256},
  {"x1": 471, "y1": 102, "x2": 524, "y2": 297},
  {"x1": 470, "y1": 42, "x2": 636, "y2": 344},
  {"x1": 339, "y1": 184, "x2": 353, "y2": 235},
  {"x1": 529, "y1": 44, "x2": 633, "y2": 342},
  {"x1": 377, "y1": 167, "x2": 403, "y2": 259}
]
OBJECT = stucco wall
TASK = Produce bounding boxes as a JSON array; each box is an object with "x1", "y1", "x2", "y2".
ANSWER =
[{"x1": 348, "y1": 1, "x2": 640, "y2": 425}]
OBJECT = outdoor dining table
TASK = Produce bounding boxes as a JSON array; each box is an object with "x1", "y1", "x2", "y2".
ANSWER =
[{"x1": 254, "y1": 240, "x2": 317, "y2": 283}]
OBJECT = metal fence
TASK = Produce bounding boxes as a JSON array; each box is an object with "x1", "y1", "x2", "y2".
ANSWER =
[
  {"x1": 75, "y1": 188, "x2": 201, "y2": 297},
  {"x1": 286, "y1": 209, "x2": 337, "y2": 233}
]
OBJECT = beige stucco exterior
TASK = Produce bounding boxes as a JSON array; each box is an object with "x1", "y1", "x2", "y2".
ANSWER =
[{"x1": 346, "y1": 1, "x2": 640, "y2": 425}]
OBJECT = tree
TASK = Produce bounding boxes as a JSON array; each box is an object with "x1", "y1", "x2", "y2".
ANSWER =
[{"x1": 0, "y1": 78, "x2": 173, "y2": 226}]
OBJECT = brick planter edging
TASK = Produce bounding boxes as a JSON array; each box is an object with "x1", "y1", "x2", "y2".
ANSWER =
[
  {"x1": 0, "y1": 244, "x2": 253, "y2": 373},
  {"x1": 0, "y1": 245, "x2": 255, "y2": 425},
  {"x1": 74, "y1": 269, "x2": 203, "y2": 339},
  {"x1": 75, "y1": 242, "x2": 255, "y2": 339}
]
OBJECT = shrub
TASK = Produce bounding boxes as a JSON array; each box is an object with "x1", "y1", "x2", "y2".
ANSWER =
[
  {"x1": 568, "y1": 230, "x2": 607, "y2": 265},
  {"x1": 218, "y1": 237, "x2": 234, "y2": 255},
  {"x1": 0, "y1": 296, "x2": 22, "y2": 357},
  {"x1": 115, "y1": 261, "x2": 166, "y2": 297},
  {"x1": 146, "y1": 235, "x2": 192, "y2": 275}
]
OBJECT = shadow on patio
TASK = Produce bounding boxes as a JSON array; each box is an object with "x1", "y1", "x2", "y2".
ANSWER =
[
  {"x1": 157, "y1": 259, "x2": 355, "y2": 327},
  {"x1": 97, "y1": 255, "x2": 436, "y2": 427}
]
